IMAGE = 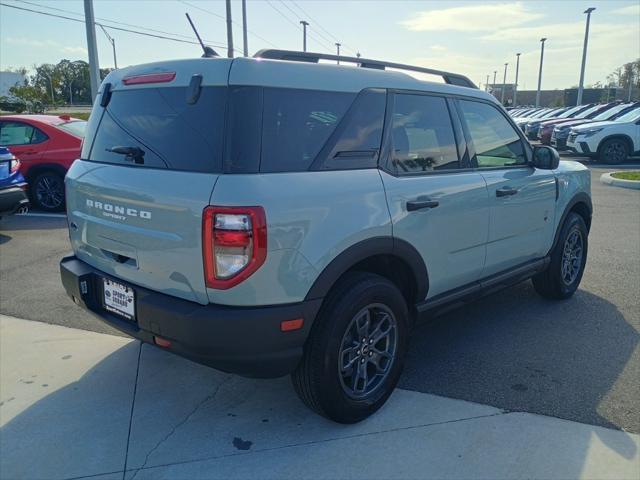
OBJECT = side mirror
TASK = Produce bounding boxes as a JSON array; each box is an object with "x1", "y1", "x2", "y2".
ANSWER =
[{"x1": 532, "y1": 145, "x2": 560, "y2": 170}]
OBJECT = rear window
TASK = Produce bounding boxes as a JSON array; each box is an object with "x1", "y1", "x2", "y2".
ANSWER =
[
  {"x1": 84, "y1": 86, "x2": 227, "y2": 173},
  {"x1": 56, "y1": 120, "x2": 87, "y2": 138},
  {"x1": 260, "y1": 88, "x2": 354, "y2": 172}
]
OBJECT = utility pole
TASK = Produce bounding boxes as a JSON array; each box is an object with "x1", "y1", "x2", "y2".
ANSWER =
[
  {"x1": 485, "y1": 74, "x2": 490, "y2": 92},
  {"x1": 577, "y1": 8, "x2": 595, "y2": 105},
  {"x1": 501, "y1": 63, "x2": 508, "y2": 105},
  {"x1": 241, "y1": 0, "x2": 248, "y2": 57},
  {"x1": 83, "y1": 0, "x2": 100, "y2": 101},
  {"x1": 99, "y1": 25, "x2": 118, "y2": 69},
  {"x1": 536, "y1": 37, "x2": 547, "y2": 107},
  {"x1": 513, "y1": 53, "x2": 521, "y2": 106},
  {"x1": 300, "y1": 20, "x2": 309, "y2": 52},
  {"x1": 335, "y1": 42, "x2": 341, "y2": 64},
  {"x1": 225, "y1": 0, "x2": 234, "y2": 58}
]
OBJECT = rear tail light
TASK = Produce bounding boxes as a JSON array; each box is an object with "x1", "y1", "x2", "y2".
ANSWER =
[
  {"x1": 10, "y1": 158, "x2": 20, "y2": 174},
  {"x1": 203, "y1": 206, "x2": 267, "y2": 289}
]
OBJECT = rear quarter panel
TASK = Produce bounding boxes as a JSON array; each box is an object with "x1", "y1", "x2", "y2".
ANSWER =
[{"x1": 207, "y1": 170, "x2": 391, "y2": 306}]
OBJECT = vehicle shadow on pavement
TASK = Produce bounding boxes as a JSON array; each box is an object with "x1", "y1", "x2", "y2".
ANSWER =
[
  {"x1": 402, "y1": 280, "x2": 639, "y2": 437},
  {"x1": 1, "y1": 283, "x2": 638, "y2": 479}
]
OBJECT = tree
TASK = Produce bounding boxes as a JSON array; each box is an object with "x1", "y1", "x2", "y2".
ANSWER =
[{"x1": 8, "y1": 84, "x2": 45, "y2": 113}]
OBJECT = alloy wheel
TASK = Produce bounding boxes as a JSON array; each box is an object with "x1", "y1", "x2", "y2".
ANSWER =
[{"x1": 338, "y1": 303, "x2": 398, "y2": 399}]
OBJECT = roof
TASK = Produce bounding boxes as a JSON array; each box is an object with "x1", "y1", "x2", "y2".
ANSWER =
[
  {"x1": 0, "y1": 114, "x2": 84, "y2": 125},
  {"x1": 103, "y1": 56, "x2": 497, "y2": 104}
]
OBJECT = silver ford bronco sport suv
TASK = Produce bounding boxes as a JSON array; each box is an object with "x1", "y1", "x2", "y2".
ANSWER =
[{"x1": 60, "y1": 50, "x2": 592, "y2": 423}]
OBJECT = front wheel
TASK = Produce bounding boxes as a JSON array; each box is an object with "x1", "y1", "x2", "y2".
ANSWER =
[
  {"x1": 598, "y1": 138, "x2": 629, "y2": 165},
  {"x1": 292, "y1": 272, "x2": 409, "y2": 423},
  {"x1": 32, "y1": 171, "x2": 65, "y2": 212},
  {"x1": 532, "y1": 212, "x2": 588, "y2": 299}
]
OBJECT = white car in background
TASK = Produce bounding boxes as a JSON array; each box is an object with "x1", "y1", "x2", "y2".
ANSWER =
[{"x1": 567, "y1": 108, "x2": 640, "y2": 164}]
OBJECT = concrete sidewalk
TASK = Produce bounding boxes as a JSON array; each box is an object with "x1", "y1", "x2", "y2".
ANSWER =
[{"x1": 1, "y1": 315, "x2": 638, "y2": 480}]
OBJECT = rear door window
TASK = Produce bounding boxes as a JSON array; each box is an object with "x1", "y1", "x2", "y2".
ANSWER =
[
  {"x1": 0, "y1": 121, "x2": 48, "y2": 146},
  {"x1": 85, "y1": 86, "x2": 227, "y2": 173},
  {"x1": 260, "y1": 88, "x2": 354, "y2": 172},
  {"x1": 389, "y1": 93, "x2": 460, "y2": 174}
]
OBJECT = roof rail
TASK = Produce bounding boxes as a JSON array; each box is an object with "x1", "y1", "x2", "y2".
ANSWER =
[{"x1": 253, "y1": 49, "x2": 478, "y2": 89}]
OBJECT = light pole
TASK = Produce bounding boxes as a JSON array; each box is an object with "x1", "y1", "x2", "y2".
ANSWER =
[
  {"x1": 513, "y1": 53, "x2": 521, "y2": 106},
  {"x1": 300, "y1": 20, "x2": 309, "y2": 52},
  {"x1": 335, "y1": 42, "x2": 341, "y2": 64},
  {"x1": 535, "y1": 37, "x2": 547, "y2": 107},
  {"x1": 493, "y1": 70, "x2": 497, "y2": 96},
  {"x1": 485, "y1": 74, "x2": 490, "y2": 92},
  {"x1": 577, "y1": 8, "x2": 595, "y2": 105},
  {"x1": 629, "y1": 69, "x2": 635, "y2": 102},
  {"x1": 99, "y1": 25, "x2": 118, "y2": 69},
  {"x1": 241, "y1": 0, "x2": 248, "y2": 57},
  {"x1": 225, "y1": 0, "x2": 234, "y2": 58},
  {"x1": 83, "y1": 0, "x2": 100, "y2": 101},
  {"x1": 501, "y1": 62, "x2": 509, "y2": 105},
  {"x1": 41, "y1": 71, "x2": 55, "y2": 105}
]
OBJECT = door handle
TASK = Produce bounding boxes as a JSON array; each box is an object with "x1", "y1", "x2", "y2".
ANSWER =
[
  {"x1": 496, "y1": 187, "x2": 518, "y2": 197},
  {"x1": 406, "y1": 199, "x2": 439, "y2": 212}
]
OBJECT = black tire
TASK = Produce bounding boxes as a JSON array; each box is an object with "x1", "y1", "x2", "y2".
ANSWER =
[
  {"x1": 292, "y1": 272, "x2": 409, "y2": 423},
  {"x1": 31, "y1": 171, "x2": 65, "y2": 212},
  {"x1": 532, "y1": 212, "x2": 588, "y2": 300},
  {"x1": 598, "y1": 138, "x2": 629, "y2": 165}
]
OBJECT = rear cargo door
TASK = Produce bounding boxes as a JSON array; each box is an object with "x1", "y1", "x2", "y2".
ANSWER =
[{"x1": 65, "y1": 60, "x2": 231, "y2": 304}]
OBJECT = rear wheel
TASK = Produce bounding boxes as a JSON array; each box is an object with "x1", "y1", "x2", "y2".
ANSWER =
[
  {"x1": 598, "y1": 138, "x2": 629, "y2": 165},
  {"x1": 32, "y1": 171, "x2": 65, "y2": 212},
  {"x1": 532, "y1": 212, "x2": 588, "y2": 299},
  {"x1": 292, "y1": 272, "x2": 409, "y2": 423}
]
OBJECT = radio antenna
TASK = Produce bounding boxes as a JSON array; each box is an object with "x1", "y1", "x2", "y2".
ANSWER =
[{"x1": 185, "y1": 13, "x2": 218, "y2": 58}]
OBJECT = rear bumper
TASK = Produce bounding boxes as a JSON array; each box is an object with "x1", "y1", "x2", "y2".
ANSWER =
[
  {"x1": 0, "y1": 184, "x2": 28, "y2": 216},
  {"x1": 60, "y1": 256, "x2": 322, "y2": 378}
]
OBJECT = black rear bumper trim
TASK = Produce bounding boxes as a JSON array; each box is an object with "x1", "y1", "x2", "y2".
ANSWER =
[{"x1": 60, "y1": 256, "x2": 322, "y2": 378}]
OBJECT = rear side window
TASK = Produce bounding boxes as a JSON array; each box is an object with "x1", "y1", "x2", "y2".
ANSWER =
[
  {"x1": 260, "y1": 88, "x2": 354, "y2": 172},
  {"x1": 0, "y1": 121, "x2": 48, "y2": 146},
  {"x1": 390, "y1": 93, "x2": 459, "y2": 175},
  {"x1": 85, "y1": 86, "x2": 227, "y2": 173},
  {"x1": 458, "y1": 100, "x2": 526, "y2": 168},
  {"x1": 56, "y1": 121, "x2": 87, "y2": 138}
]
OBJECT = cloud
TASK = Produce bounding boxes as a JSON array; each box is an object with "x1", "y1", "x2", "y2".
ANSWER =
[
  {"x1": 480, "y1": 21, "x2": 638, "y2": 45},
  {"x1": 612, "y1": 4, "x2": 640, "y2": 16},
  {"x1": 62, "y1": 46, "x2": 88, "y2": 55},
  {"x1": 4, "y1": 36, "x2": 88, "y2": 58},
  {"x1": 400, "y1": 2, "x2": 542, "y2": 32}
]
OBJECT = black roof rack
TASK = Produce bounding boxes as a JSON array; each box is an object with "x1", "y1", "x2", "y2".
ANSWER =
[{"x1": 254, "y1": 49, "x2": 477, "y2": 89}]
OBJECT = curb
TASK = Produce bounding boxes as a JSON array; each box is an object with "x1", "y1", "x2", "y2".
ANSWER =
[{"x1": 600, "y1": 172, "x2": 640, "y2": 190}]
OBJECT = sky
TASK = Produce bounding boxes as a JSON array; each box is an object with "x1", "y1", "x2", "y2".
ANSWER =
[{"x1": 0, "y1": 0, "x2": 639, "y2": 90}]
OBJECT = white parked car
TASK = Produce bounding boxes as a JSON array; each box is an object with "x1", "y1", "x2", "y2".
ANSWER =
[{"x1": 567, "y1": 108, "x2": 640, "y2": 164}]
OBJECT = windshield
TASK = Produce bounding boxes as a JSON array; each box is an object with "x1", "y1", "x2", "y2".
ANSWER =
[
  {"x1": 614, "y1": 108, "x2": 640, "y2": 123},
  {"x1": 575, "y1": 105, "x2": 603, "y2": 119},
  {"x1": 593, "y1": 104, "x2": 630, "y2": 121},
  {"x1": 56, "y1": 120, "x2": 87, "y2": 138},
  {"x1": 540, "y1": 109, "x2": 561, "y2": 119},
  {"x1": 559, "y1": 105, "x2": 586, "y2": 118}
]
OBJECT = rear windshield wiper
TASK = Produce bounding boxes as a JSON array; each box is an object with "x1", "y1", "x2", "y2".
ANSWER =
[{"x1": 106, "y1": 146, "x2": 145, "y2": 164}]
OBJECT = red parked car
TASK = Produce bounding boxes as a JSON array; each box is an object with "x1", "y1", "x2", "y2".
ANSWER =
[{"x1": 0, "y1": 115, "x2": 86, "y2": 212}]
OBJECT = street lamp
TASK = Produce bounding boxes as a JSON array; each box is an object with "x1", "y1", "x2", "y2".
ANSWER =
[
  {"x1": 576, "y1": 7, "x2": 595, "y2": 105},
  {"x1": 335, "y1": 42, "x2": 341, "y2": 64},
  {"x1": 485, "y1": 74, "x2": 490, "y2": 92},
  {"x1": 514, "y1": 53, "x2": 521, "y2": 106},
  {"x1": 501, "y1": 62, "x2": 509, "y2": 105},
  {"x1": 99, "y1": 25, "x2": 118, "y2": 69},
  {"x1": 535, "y1": 38, "x2": 547, "y2": 107},
  {"x1": 41, "y1": 71, "x2": 55, "y2": 105},
  {"x1": 300, "y1": 20, "x2": 309, "y2": 52},
  {"x1": 493, "y1": 70, "x2": 497, "y2": 96}
]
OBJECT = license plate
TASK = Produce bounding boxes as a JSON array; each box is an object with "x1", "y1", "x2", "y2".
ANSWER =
[{"x1": 103, "y1": 278, "x2": 135, "y2": 321}]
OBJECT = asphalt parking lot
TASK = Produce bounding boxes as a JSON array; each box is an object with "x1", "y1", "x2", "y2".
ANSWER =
[{"x1": 1, "y1": 158, "x2": 638, "y2": 434}]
